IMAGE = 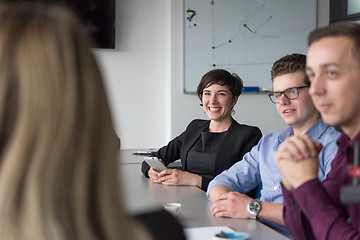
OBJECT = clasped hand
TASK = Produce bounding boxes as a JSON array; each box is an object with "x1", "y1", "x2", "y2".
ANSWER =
[{"x1": 275, "y1": 135, "x2": 323, "y2": 191}]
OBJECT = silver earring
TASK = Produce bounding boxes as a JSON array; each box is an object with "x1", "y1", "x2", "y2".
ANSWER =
[{"x1": 231, "y1": 109, "x2": 235, "y2": 115}]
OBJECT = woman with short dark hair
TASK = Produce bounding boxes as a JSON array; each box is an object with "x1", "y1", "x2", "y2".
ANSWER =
[{"x1": 142, "y1": 69, "x2": 262, "y2": 191}]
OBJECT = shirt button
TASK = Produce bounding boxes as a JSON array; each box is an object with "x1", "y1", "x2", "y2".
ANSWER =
[{"x1": 273, "y1": 186, "x2": 278, "y2": 190}]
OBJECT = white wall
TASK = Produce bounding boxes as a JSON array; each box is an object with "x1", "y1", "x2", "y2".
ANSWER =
[
  {"x1": 94, "y1": 0, "x2": 329, "y2": 149},
  {"x1": 94, "y1": 0, "x2": 171, "y2": 149}
]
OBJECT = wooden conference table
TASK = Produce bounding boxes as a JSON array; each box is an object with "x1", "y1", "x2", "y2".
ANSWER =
[{"x1": 119, "y1": 149, "x2": 289, "y2": 240}]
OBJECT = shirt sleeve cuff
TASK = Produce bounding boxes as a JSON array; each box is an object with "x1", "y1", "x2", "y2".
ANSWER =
[{"x1": 281, "y1": 182, "x2": 296, "y2": 205}]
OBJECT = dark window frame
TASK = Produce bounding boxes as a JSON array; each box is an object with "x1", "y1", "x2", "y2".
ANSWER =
[{"x1": 330, "y1": 0, "x2": 360, "y2": 23}]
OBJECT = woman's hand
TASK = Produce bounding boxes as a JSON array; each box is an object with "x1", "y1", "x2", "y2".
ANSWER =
[
  {"x1": 157, "y1": 169, "x2": 202, "y2": 188},
  {"x1": 148, "y1": 167, "x2": 162, "y2": 183},
  {"x1": 147, "y1": 158, "x2": 166, "y2": 183}
]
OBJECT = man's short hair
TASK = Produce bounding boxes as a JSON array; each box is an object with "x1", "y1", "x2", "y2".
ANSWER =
[
  {"x1": 271, "y1": 54, "x2": 308, "y2": 84},
  {"x1": 308, "y1": 21, "x2": 360, "y2": 64}
]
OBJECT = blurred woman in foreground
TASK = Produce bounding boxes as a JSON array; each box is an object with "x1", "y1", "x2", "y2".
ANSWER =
[{"x1": 0, "y1": 3, "x2": 149, "y2": 240}]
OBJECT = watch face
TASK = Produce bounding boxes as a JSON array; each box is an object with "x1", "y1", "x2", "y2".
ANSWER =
[{"x1": 250, "y1": 201, "x2": 261, "y2": 212}]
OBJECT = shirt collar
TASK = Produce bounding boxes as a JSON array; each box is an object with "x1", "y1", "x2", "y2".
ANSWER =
[
  {"x1": 277, "y1": 118, "x2": 327, "y2": 144},
  {"x1": 304, "y1": 118, "x2": 329, "y2": 142},
  {"x1": 278, "y1": 127, "x2": 294, "y2": 143}
]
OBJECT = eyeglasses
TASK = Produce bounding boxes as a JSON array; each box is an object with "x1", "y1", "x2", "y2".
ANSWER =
[{"x1": 268, "y1": 86, "x2": 309, "y2": 104}]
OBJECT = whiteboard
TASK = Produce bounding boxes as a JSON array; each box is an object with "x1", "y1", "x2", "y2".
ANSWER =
[{"x1": 184, "y1": 0, "x2": 317, "y2": 93}]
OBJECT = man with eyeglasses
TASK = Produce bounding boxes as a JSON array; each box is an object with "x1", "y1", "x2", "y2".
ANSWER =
[{"x1": 207, "y1": 54, "x2": 340, "y2": 236}]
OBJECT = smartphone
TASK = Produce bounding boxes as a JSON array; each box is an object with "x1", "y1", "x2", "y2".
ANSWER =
[{"x1": 144, "y1": 157, "x2": 167, "y2": 172}]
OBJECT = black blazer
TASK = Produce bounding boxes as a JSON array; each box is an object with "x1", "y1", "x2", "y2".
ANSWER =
[{"x1": 141, "y1": 118, "x2": 262, "y2": 191}]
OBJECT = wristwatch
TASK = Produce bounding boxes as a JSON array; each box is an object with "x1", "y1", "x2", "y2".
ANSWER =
[{"x1": 247, "y1": 199, "x2": 261, "y2": 220}]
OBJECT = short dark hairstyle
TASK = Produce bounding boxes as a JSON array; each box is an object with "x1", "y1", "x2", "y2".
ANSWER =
[
  {"x1": 271, "y1": 53, "x2": 308, "y2": 85},
  {"x1": 196, "y1": 69, "x2": 243, "y2": 102},
  {"x1": 308, "y1": 21, "x2": 360, "y2": 64}
]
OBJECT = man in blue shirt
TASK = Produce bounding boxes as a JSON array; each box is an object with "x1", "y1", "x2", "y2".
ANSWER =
[{"x1": 207, "y1": 54, "x2": 340, "y2": 227}]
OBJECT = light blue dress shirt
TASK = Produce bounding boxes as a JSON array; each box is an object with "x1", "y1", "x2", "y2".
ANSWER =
[{"x1": 206, "y1": 118, "x2": 340, "y2": 204}]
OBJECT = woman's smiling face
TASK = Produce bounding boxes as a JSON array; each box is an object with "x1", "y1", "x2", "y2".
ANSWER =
[{"x1": 202, "y1": 83, "x2": 237, "y2": 123}]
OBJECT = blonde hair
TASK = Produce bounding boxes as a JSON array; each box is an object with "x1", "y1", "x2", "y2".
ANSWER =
[{"x1": 0, "y1": 3, "x2": 150, "y2": 240}]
